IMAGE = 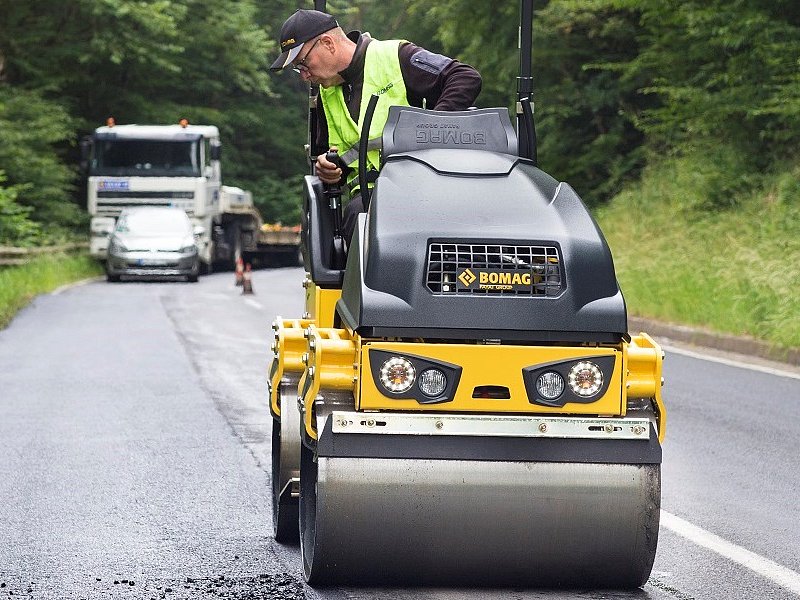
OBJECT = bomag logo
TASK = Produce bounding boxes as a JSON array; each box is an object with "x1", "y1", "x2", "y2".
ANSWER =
[
  {"x1": 457, "y1": 268, "x2": 477, "y2": 287},
  {"x1": 416, "y1": 129, "x2": 487, "y2": 145},
  {"x1": 457, "y1": 268, "x2": 533, "y2": 291}
]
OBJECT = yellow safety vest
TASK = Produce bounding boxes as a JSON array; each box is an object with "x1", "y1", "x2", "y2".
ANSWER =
[{"x1": 320, "y1": 39, "x2": 409, "y2": 191}]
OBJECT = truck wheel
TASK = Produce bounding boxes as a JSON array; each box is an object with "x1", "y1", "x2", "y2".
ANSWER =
[{"x1": 225, "y1": 223, "x2": 242, "y2": 271}]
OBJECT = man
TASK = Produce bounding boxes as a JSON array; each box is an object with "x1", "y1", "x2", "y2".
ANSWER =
[{"x1": 270, "y1": 9, "x2": 481, "y2": 245}]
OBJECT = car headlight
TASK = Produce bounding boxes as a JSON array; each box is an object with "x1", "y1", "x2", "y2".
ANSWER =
[{"x1": 179, "y1": 244, "x2": 197, "y2": 253}]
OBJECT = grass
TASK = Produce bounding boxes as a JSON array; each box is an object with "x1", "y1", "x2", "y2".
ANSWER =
[
  {"x1": 595, "y1": 155, "x2": 800, "y2": 351},
  {"x1": 0, "y1": 253, "x2": 103, "y2": 329}
]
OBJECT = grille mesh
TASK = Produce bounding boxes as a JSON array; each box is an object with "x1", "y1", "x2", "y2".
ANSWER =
[{"x1": 426, "y1": 243, "x2": 563, "y2": 296}]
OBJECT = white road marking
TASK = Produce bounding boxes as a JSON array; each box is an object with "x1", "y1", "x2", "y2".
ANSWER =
[
  {"x1": 199, "y1": 292, "x2": 236, "y2": 301},
  {"x1": 661, "y1": 511, "x2": 800, "y2": 595},
  {"x1": 662, "y1": 344, "x2": 800, "y2": 381},
  {"x1": 50, "y1": 277, "x2": 104, "y2": 295},
  {"x1": 244, "y1": 298, "x2": 263, "y2": 310}
]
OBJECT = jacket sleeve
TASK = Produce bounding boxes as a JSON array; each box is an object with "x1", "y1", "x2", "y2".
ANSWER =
[{"x1": 399, "y1": 43, "x2": 482, "y2": 111}]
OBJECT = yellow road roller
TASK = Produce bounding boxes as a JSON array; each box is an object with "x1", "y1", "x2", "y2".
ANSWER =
[{"x1": 269, "y1": 0, "x2": 665, "y2": 587}]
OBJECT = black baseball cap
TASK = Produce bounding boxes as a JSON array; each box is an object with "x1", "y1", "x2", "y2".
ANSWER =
[{"x1": 270, "y1": 9, "x2": 338, "y2": 71}]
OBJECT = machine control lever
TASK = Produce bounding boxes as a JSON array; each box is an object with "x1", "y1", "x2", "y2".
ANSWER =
[{"x1": 323, "y1": 149, "x2": 347, "y2": 269}]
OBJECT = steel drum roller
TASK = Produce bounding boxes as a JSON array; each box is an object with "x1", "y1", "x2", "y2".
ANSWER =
[{"x1": 301, "y1": 446, "x2": 660, "y2": 586}]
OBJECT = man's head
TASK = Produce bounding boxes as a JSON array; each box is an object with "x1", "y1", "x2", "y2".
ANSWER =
[{"x1": 270, "y1": 9, "x2": 355, "y2": 87}]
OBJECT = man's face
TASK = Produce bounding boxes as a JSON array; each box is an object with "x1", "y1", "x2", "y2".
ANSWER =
[{"x1": 292, "y1": 35, "x2": 341, "y2": 88}]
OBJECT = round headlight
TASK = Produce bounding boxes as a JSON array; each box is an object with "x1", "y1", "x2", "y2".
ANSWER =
[
  {"x1": 418, "y1": 369, "x2": 447, "y2": 397},
  {"x1": 536, "y1": 371, "x2": 564, "y2": 400},
  {"x1": 379, "y1": 357, "x2": 416, "y2": 393},
  {"x1": 568, "y1": 361, "x2": 603, "y2": 397}
]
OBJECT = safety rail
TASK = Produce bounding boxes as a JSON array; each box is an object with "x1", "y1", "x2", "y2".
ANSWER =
[{"x1": 0, "y1": 243, "x2": 89, "y2": 267}]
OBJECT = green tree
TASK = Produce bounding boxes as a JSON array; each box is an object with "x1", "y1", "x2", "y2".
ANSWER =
[
  {"x1": 404, "y1": 0, "x2": 648, "y2": 202},
  {"x1": 0, "y1": 172, "x2": 41, "y2": 245},
  {"x1": 0, "y1": 86, "x2": 83, "y2": 233},
  {"x1": 0, "y1": 0, "x2": 310, "y2": 224}
]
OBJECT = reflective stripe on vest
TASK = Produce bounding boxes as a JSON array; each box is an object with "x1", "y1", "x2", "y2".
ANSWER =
[{"x1": 320, "y1": 39, "x2": 409, "y2": 190}]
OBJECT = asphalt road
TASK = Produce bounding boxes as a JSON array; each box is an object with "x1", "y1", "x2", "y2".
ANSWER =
[{"x1": 0, "y1": 267, "x2": 798, "y2": 599}]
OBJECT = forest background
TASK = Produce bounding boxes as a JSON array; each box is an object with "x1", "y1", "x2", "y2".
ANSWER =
[{"x1": 0, "y1": 0, "x2": 798, "y2": 350}]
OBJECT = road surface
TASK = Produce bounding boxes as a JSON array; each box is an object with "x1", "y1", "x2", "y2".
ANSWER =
[{"x1": 0, "y1": 268, "x2": 798, "y2": 599}]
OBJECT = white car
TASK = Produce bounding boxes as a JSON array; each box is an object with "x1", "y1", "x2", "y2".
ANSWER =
[{"x1": 106, "y1": 207, "x2": 200, "y2": 282}]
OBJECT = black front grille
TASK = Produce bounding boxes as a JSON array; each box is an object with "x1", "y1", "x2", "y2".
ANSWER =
[{"x1": 426, "y1": 243, "x2": 563, "y2": 296}]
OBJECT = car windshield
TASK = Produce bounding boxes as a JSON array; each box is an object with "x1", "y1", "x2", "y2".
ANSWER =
[
  {"x1": 91, "y1": 139, "x2": 201, "y2": 177},
  {"x1": 115, "y1": 210, "x2": 192, "y2": 236}
]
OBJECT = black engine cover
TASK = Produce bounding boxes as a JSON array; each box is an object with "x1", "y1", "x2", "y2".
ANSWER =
[{"x1": 337, "y1": 147, "x2": 627, "y2": 343}]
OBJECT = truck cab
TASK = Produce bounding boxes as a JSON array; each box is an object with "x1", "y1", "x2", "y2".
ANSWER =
[{"x1": 85, "y1": 122, "x2": 221, "y2": 268}]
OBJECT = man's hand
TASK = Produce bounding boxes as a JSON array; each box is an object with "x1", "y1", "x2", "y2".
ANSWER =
[{"x1": 315, "y1": 147, "x2": 343, "y2": 185}]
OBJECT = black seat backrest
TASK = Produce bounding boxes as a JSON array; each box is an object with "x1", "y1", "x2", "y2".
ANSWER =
[
  {"x1": 382, "y1": 106, "x2": 518, "y2": 161},
  {"x1": 301, "y1": 175, "x2": 343, "y2": 287}
]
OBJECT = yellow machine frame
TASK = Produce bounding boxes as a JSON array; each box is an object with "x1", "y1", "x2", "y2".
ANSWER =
[{"x1": 290, "y1": 325, "x2": 666, "y2": 443}]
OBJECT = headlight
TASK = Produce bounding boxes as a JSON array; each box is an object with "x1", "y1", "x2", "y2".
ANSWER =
[
  {"x1": 523, "y1": 355, "x2": 615, "y2": 407},
  {"x1": 418, "y1": 368, "x2": 447, "y2": 397},
  {"x1": 370, "y1": 349, "x2": 462, "y2": 403},
  {"x1": 91, "y1": 218, "x2": 116, "y2": 235},
  {"x1": 568, "y1": 361, "x2": 603, "y2": 397},
  {"x1": 379, "y1": 357, "x2": 416, "y2": 393},
  {"x1": 535, "y1": 371, "x2": 564, "y2": 400},
  {"x1": 179, "y1": 244, "x2": 197, "y2": 253}
]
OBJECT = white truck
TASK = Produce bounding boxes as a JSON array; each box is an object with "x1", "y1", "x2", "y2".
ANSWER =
[{"x1": 82, "y1": 121, "x2": 300, "y2": 271}]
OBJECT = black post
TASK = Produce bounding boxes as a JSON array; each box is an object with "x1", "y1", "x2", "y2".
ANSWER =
[
  {"x1": 517, "y1": 0, "x2": 538, "y2": 165},
  {"x1": 307, "y1": 0, "x2": 328, "y2": 173}
]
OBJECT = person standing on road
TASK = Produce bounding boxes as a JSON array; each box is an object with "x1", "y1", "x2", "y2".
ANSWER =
[{"x1": 270, "y1": 9, "x2": 482, "y2": 245}]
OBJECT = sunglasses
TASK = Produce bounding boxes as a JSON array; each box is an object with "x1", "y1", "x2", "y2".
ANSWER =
[{"x1": 292, "y1": 39, "x2": 320, "y2": 74}]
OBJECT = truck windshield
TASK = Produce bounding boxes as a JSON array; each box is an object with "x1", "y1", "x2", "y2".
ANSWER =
[{"x1": 91, "y1": 139, "x2": 201, "y2": 177}]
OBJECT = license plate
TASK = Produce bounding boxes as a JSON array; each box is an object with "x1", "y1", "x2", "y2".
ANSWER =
[{"x1": 137, "y1": 259, "x2": 165, "y2": 266}]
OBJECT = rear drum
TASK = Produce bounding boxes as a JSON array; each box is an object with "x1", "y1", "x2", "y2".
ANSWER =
[{"x1": 270, "y1": 383, "x2": 302, "y2": 543}]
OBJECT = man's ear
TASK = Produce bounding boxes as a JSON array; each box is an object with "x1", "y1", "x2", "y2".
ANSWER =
[{"x1": 318, "y1": 34, "x2": 335, "y2": 53}]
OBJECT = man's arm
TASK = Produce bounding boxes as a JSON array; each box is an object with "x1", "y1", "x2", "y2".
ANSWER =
[{"x1": 399, "y1": 43, "x2": 482, "y2": 111}]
